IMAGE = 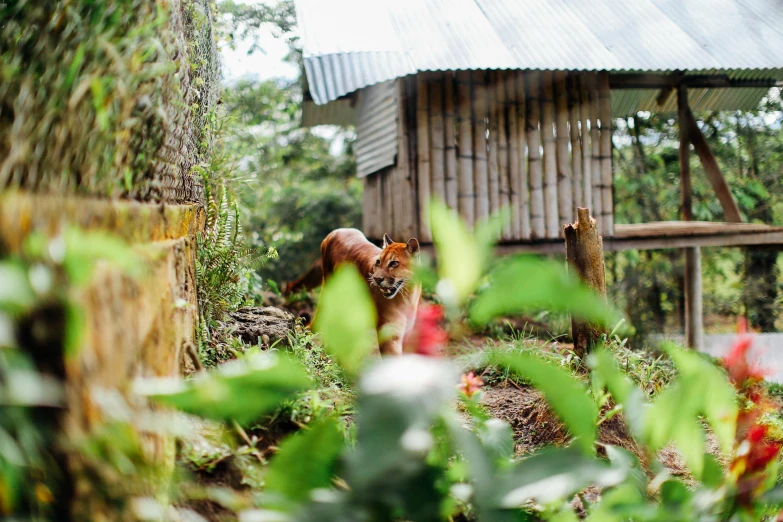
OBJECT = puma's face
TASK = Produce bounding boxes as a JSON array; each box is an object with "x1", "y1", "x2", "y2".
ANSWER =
[{"x1": 370, "y1": 233, "x2": 420, "y2": 299}]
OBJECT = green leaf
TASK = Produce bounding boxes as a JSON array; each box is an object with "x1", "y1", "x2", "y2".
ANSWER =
[
  {"x1": 139, "y1": 351, "x2": 312, "y2": 424},
  {"x1": 500, "y1": 447, "x2": 628, "y2": 507},
  {"x1": 0, "y1": 261, "x2": 35, "y2": 313},
  {"x1": 588, "y1": 349, "x2": 646, "y2": 437},
  {"x1": 493, "y1": 352, "x2": 597, "y2": 454},
  {"x1": 265, "y1": 417, "x2": 344, "y2": 505},
  {"x1": 470, "y1": 256, "x2": 618, "y2": 327},
  {"x1": 429, "y1": 199, "x2": 487, "y2": 305},
  {"x1": 313, "y1": 264, "x2": 376, "y2": 375}
]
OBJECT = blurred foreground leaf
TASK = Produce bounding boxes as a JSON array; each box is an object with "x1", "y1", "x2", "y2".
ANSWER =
[
  {"x1": 470, "y1": 256, "x2": 618, "y2": 327},
  {"x1": 265, "y1": 417, "x2": 344, "y2": 505},
  {"x1": 492, "y1": 352, "x2": 597, "y2": 454},
  {"x1": 139, "y1": 351, "x2": 311, "y2": 424},
  {"x1": 313, "y1": 264, "x2": 376, "y2": 376}
]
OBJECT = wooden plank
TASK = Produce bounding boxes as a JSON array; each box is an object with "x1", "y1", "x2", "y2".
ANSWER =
[
  {"x1": 416, "y1": 74, "x2": 432, "y2": 241},
  {"x1": 678, "y1": 85, "x2": 693, "y2": 222},
  {"x1": 614, "y1": 221, "x2": 783, "y2": 238},
  {"x1": 443, "y1": 72, "x2": 458, "y2": 210},
  {"x1": 525, "y1": 71, "x2": 545, "y2": 239},
  {"x1": 429, "y1": 75, "x2": 447, "y2": 206},
  {"x1": 579, "y1": 73, "x2": 593, "y2": 223},
  {"x1": 497, "y1": 70, "x2": 511, "y2": 239},
  {"x1": 487, "y1": 71, "x2": 501, "y2": 220},
  {"x1": 586, "y1": 73, "x2": 602, "y2": 222},
  {"x1": 555, "y1": 71, "x2": 572, "y2": 230},
  {"x1": 396, "y1": 78, "x2": 416, "y2": 239},
  {"x1": 598, "y1": 72, "x2": 614, "y2": 236},
  {"x1": 685, "y1": 110, "x2": 742, "y2": 223},
  {"x1": 381, "y1": 167, "x2": 394, "y2": 236},
  {"x1": 516, "y1": 71, "x2": 530, "y2": 239},
  {"x1": 473, "y1": 70, "x2": 489, "y2": 223},
  {"x1": 507, "y1": 72, "x2": 521, "y2": 239},
  {"x1": 363, "y1": 174, "x2": 375, "y2": 237},
  {"x1": 540, "y1": 71, "x2": 559, "y2": 239},
  {"x1": 568, "y1": 74, "x2": 584, "y2": 212},
  {"x1": 456, "y1": 71, "x2": 475, "y2": 228}
]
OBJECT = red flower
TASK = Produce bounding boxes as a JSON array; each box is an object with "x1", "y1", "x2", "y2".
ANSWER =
[
  {"x1": 722, "y1": 327, "x2": 766, "y2": 387},
  {"x1": 458, "y1": 371, "x2": 484, "y2": 398},
  {"x1": 403, "y1": 304, "x2": 449, "y2": 357}
]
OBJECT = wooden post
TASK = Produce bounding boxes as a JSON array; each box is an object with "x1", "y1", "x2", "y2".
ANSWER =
[
  {"x1": 456, "y1": 71, "x2": 475, "y2": 228},
  {"x1": 473, "y1": 70, "x2": 489, "y2": 223},
  {"x1": 444, "y1": 73, "x2": 458, "y2": 210},
  {"x1": 507, "y1": 72, "x2": 521, "y2": 239},
  {"x1": 526, "y1": 71, "x2": 545, "y2": 239},
  {"x1": 541, "y1": 71, "x2": 559, "y2": 239},
  {"x1": 488, "y1": 72, "x2": 501, "y2": 220},
  {"x1": 678, "y1": 84, "x2": 703, "y2": 350},
  {"x1": 579, "y1": 74, "x2": 593, "y2": 218},
  {"x1": 497, "y1": 71, "x2": 511, "y2": 239},
  {"x1": 568, "y1": 74, "x2": 583, "y2": 213},
  {"x1": 564, "y1": 207, "x2": 608, "y2": 357},
  {"x1": 598, "y1": 72, "x2": 614, "y2": 236},
  {"x1": 429, "y1": 75, "x2": 447, "y2": 205},
  {"x1": 416, "y1": 74, "x2": 432, "y2": 241},
  {"x1": 516, "y1": 71, "x2": 531, "y2": 239},
  {"x1": 555, "y1": 71, "x2": 572, "y2": 229},
  {"x1": 685, "y1": 109, "x2": 742, "y2": 223}
]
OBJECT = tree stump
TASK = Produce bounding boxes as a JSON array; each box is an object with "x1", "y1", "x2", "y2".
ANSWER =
[{"x1": 564, "y1": 208, "x2": 608, "y2": 357}]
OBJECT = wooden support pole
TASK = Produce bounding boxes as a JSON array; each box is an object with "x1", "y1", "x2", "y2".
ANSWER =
[
  {"x1": 473, "y1": 70, "x2": 489, "y2": 223},
  {"x1": 429, "y1": 75, "x2": 447, "y2": 205},
  {"x1": 416, "y1": 74, "x2": 432, "y2": 241},
  {"x1": 456, "y1": 71, "x2": 475, "y2": 228},
  {"x1": 684, "y1": 110, "x2": 743, "y2": 223},
  {"x1": 564, "y1": 207, "x2": 608, "y2": 358},
  {"x1": 516, "y1": 71, "x2": 531, "y2": 239},
  {"x1": 568, "y1": 74, "x2": 583, "y2": 213},
  {"x1": 678, "y1": 84, "x2": 703, "y2": 350},
  {"x1": 507, "y1": 72, "x2": 522, "y2": 239},
  {"x1": 444, "y1": 73, "x2": 458, "y2": 210},
  {"x1": 497, "y1": 71, "x2": 511, "y2": 239},
  {"x1": 526, "y1": 71, "x2": 545, "y2": 239},
  {"x1": 555, "y1": 71, "x2": 573, "y2": 229},
  {"x1": 541, "y1": 71, "x2": 560, "y2": 239}
]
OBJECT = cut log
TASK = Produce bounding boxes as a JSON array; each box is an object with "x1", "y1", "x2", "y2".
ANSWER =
[
  {"x1": 684, "y1": 110, "x2": 742, "y2": 223},
  {"x1": 564, "y1": 207, "x2": 608, "y2": 357},
  {"x1": 456, "y1": 71, "x2": 475, "y2": 228}
]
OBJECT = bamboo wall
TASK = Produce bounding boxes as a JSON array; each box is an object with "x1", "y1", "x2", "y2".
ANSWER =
[{"x1": 362, "y1": 70, "x2": 615, "y2": 243}]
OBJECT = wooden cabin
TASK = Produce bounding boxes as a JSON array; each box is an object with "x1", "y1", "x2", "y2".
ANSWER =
[{"x1": 294, "y1": 0, "x2": 783, "y2": 347}]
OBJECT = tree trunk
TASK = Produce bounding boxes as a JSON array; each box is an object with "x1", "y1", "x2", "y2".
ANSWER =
[{"x1": 565, "y1": 207, "x2": 608, "y2": 357}]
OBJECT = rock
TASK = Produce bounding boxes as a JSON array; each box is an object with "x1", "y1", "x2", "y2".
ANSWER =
[{"x1": 228, "y1": 307, "x2": 295, "y2": 347}]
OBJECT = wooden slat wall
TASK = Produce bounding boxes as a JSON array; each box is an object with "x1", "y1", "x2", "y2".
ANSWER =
[{"x1": 364, "y1": 70, "x2": 614, "y2": 243}]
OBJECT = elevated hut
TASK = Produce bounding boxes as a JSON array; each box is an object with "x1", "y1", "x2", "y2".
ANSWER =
[{"x1": 294, "y1": 0, "x2": 783, "y2": 347}]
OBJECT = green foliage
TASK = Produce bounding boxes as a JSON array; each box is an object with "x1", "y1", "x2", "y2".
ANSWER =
[
  {"x1": 0, "y1": 0, "x2": 217, "y2": 199},
  {"x1": 313, "y1": 264, "x2": 377, "y2": 376},
  {"x1": 141, "y1": 349, "x2": 312, "y2": 425}
]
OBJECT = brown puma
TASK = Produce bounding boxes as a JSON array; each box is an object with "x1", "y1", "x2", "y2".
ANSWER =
[{"x1": 320, "y1": 228, "x2": 421, "y2": 355}]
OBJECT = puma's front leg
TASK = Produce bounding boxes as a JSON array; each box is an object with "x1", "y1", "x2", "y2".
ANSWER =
[{"x1": 377, "y1": 321, "x2": 404, "y2": 356}]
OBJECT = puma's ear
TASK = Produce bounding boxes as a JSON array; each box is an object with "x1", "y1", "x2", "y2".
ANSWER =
[
  {"x1": 406, "y1": 238, "x2": 420, "y2": 254},
  {"x1": 382, "y1": 233, "x2": 393, "y2": 248}
]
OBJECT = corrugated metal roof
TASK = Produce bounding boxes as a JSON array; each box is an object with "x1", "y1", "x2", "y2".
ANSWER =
[
  {"x1": 354, "y1": 80, "x2": 398, "y2": 177},
  {"x1": 295, "y1": 0, "x2": 783, "y2": 109}
]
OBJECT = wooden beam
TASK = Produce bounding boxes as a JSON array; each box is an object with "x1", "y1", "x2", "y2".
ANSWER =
[
  {"x1": 685, "y1": 110, "x2": 742, "y2": 223},
  {"x1": 610, "y1": 74, "x2": 783, "y2": 90}
]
